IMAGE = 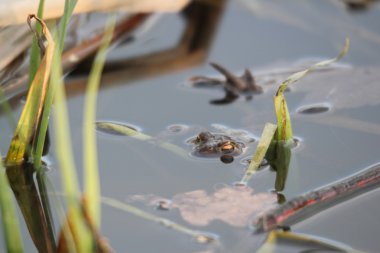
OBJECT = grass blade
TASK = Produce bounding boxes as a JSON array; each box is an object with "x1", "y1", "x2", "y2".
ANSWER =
[
  {"x1": 83, "y1": 16, "x2": 116, "y2": 228},
  {"x1": 51, "y1": 51, "x2": 92, "y2": 252},
  {"x1": 5, "y1": 15, "x2": 55, "y2": 166},
  {"x1": 274, "y1": 39, "x2": 349, "y2": 141},
  {"x1": 239, "y1": 123, "x2": 277, "y2": 185},
  {"x1": 0, "y1": 158, "x2": 24, "y2": 253},
  {"x1": 34, "y1": 0, "x2": 77, "y2": 168}
]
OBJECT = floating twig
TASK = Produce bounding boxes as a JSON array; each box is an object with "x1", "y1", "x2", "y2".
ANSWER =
[{"x1": 254, "y1": 163, "x2": 380, "y2": 232}]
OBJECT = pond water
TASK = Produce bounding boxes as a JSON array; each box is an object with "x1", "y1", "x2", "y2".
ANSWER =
[{"x1": 1, "y1": 0, "x2": 380, "y2": 252}]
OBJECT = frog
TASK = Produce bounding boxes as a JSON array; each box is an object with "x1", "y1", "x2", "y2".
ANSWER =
[{"x1": 189, "y1": 131, "x2": 246, "y2": 163}]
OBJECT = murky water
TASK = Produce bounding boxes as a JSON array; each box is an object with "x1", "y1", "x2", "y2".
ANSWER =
[{"x1": 1, "y1": 0, "x2": 380, "y2": 252}]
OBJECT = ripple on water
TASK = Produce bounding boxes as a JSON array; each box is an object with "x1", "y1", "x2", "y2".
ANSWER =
[{"x1": 166, "y1": 124, "x2": 190, "y2": 133}]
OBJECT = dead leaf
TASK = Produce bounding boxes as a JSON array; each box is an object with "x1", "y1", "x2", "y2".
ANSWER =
[
  {"x1": 5, "y1": 15, "x2": 54, "y2": 165},
  {"x1": 131, "y1": 186, "x2": 277, "y2": 227}
]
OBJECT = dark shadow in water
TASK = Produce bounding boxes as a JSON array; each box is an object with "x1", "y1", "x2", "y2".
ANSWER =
[
  {"x1": 64, "y1": 0, "x2": 227, "y2": 98},
  {"x1": 343, "y1": 0, "x2": 379, "y2": 11},
  {"x1": 6, "y1": 163, "x2": 56, "y2": 253},
  {"x1": 191, "y1": 62, "x2": 263, "y2": 105},
  {"x1": 0, "y1": 1, "x2": 227, "y2": 108}
]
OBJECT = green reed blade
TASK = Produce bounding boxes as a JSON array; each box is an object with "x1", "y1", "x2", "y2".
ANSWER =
[
  {"x1": 51, "y1": 48, "x2": 92, "y2": 253},
  {"x1": 83, "y1": 16, "x2": 115, "y2": 228},
  {"x1": 239, "y1": 123, "x2": 277, "y2": 185},
  {"x1": 34, "y1": 0, "x2": 77, "y2": 169}
]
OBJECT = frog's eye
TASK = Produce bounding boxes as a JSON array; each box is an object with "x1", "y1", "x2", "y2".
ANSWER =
[{"x1": 220, "y1": 141, "x2": 235, "y2": 153}]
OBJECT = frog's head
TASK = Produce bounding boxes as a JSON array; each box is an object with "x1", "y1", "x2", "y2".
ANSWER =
[{"x1": 193, "y1": 131, "x2": 214, "y2": 144}]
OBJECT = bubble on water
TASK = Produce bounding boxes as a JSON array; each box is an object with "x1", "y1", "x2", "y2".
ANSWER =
[
  {"x1": 220, "y1": 154, "x2": 234, "y2": 164},
  {"x1": 166, "y1": 124, "x2": 189, "y2": 133},
  {"x1": 194, "y1": 232, "x2": 218, "y2": 244}
]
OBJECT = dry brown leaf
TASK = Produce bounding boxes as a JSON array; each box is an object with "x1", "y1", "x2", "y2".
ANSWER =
[
  {"x1": 5, "y1": 15, "x2": 54, "y2": 165},
  {"x1": 131, "y1": 186, "x2": 277, "y2": 227}
]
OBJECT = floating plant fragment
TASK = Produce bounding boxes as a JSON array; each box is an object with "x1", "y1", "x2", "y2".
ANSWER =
[{"x1": 96, "y1": 121, "x2": 189, "y2": 158}]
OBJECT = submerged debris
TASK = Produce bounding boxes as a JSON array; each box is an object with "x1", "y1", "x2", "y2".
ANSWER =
[
  {"x1": 130, "y1": 186, "x2": 277, "y2": 227},
  {"x1": 189, "y1": 62, "x2": 263, "y2": 104}
]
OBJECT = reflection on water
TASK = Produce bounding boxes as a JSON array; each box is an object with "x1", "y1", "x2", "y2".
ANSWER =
[
  {"x1": 189, "y1": 62, "x2": 263, "y2": 105},
  {"x1": 6, "y1": 164, "x2": 56, "y2": 252}
]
